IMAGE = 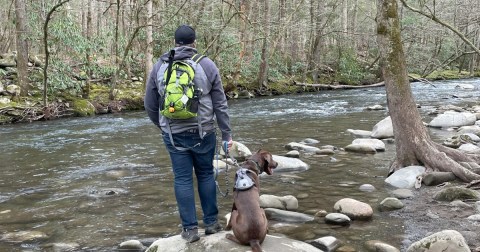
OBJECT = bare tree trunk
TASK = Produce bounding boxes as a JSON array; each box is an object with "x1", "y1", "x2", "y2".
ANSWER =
[
  {"x1": 257, "y1": 0, "x2": 269, "y2": 89},
  {"x1": 15, "y1": 0, "x2": 29, "y2": 97},
  {"x1": 110, "y1": 0, "x2": 121, "y2": 100},
  {"x1": 376, "y1": 0, "x2": 480, "y2": 183},
  {"x1": 144, "y1": 0, "x2": 153, "y2": 90},
  {"x1": 83, "y1": 0, "x2": 93, "y2": 98},
  {"x1": 42, "y1": 0, "x2": 72, "y2": 108},
  {"x1": 232, "y1": 0, "x2": 248, "y2": 87}
]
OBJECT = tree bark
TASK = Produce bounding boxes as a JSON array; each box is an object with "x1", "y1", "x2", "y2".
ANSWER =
[
  {"x1": 144, "y1": 0, "x2": 153, "y2": 90},
  {"x1": 376, "y1": 0, "x2": 480, "y2": 183},
  {"x1": 257, "y1": 0, "x2": 269, "y2": 89},
  {"x1": 15, "y1": 0, "x2": 29, "y2": 96}
]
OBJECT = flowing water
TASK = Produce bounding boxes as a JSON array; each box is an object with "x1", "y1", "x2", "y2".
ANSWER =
[{"x1": 0, "y1": 79, "x2": 479, "y2": 251}]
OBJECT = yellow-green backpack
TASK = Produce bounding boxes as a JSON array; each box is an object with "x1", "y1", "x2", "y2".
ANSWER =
[{"x1": 161, "y1": 51, "x2": 204, "y2": 119}]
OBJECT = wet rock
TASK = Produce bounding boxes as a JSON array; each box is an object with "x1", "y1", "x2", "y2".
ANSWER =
[
  {"x1": 467, "y1": 214, "x2": 480, "y2": 221},
  {"x1": 145, "y1": 231, "x2": 323, "y2": 252},
  {"x1": 324, "y1": 213, "x2": 351, "y2": 226},
  {"x1": 285, "y1": 142, "x2": 321, "y2": 153},
  {"x1": 346, "y1": 129, "x2": 372, "y2": 138},
  {"x1": 119, "y1": 240, "x2": 146, "y2": 252},
  {"x1": 42, "y1": 242, "x2": 80, "y2": 252},
  {"x1": 285, "y1": 150, "x2": 300, "y2": 158},
  {"x1": 352, "y1": 138, "x2": 385, "y2": 151},
  {"x1": 301, "y1": 138, "x2": 320, "y2": 144},
  {"x1": 370, "y1": 116, "x2": 393, "y2": 139},
  {"x1": 309, "y1": 236, "x2": 340, "y2": 252},
  {"x1": 385, "y1": 166, "x2": 425, "y2": 189},
  {"x1": 333, "y1": 198, "x2": 373, "y2": 220},
  {"x1": 264, "y1": 208, "x2": 314, "y2": 222},
  {"x1": 458, "y1": 143, "x2": 480, "y2": 153},
  {"x1": 344, "y1": 144, "x2": 376, "y2": 154},
  {"x1": 365, "y1": 104, "x2": 385, "y2": 110},
  {"x1": 365, "y1": 240, "x2": 400, "y2": 252},
  {"x1": 315, "y1": 149, "x2": 335, "y2": 155},
  {"x1": 433, "y1": 186, "x2": 480, "y2": 201},
  {"x1": 391, "y1": 188, "x2": 414, "y2": 199},
  {"x1": 379, "y1": 197, "x2": 404, "y2": 211},
  {"x1": 428, "y1": 111, "x2": 477, "y2": 128},
  {"x1": 406, "y1": 230, "x2": 470, "y2": 252},
  {"x1": 359, "y1": 184, "x2": 375, "y2": 192},
  {"x1": 271, "y1": 155, "x2": 309, "y2": 172},
  {"x1": 259, "y1": 194, "x2": 298, "y2": 210}
]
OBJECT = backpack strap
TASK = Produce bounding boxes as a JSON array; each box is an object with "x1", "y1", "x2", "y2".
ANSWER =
[{"x1": 192, "y1": 53, "x2": 205, "y2": 64}]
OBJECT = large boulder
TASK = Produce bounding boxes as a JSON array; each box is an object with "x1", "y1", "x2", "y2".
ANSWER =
[
  {"x1": 428, "y1": 111, "x2": 477, "y2": 128},
  {"x1": 406, "y1": 230, "x2": 470, "y2": 252},
  {"x1": 145, "y1": 231, "x2": 323, "y2": 252},
  {"x1": 370, "y1": 116, "x2": 394, "y2": 139},
  {"x1": 385, "y1": 166, "x2": 426, "y2": 189},
  {"x1": 271, "y1": 155, "x2": 309, "y2": 172}
]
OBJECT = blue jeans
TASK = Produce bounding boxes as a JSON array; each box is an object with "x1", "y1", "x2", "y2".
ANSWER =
[{"x1": 162, "y1": 131, "x2": 218, "y2": 230}]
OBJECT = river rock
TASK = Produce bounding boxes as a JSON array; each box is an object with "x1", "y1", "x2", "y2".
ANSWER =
[
  {"x1": 406, "y1": 230, "x2": 470, "y2": 252},
  {"x1": 346, "y1": 129, "x2": 372, "y2": 138},
  {"x1": 365, "y1": 240, "x2": 400, "y2": 252},
  {"x1": 316, "y1": 148, "x2": 335, "y2": 155},
  {"x1": 458, "y1": 143, "x2": 480, "y2": 153},
  {"x1": 344, "y1": 144, "x2": 376, "y2": 154},
  {"x1": 333, "y1": 198, "x2": 373, "y2": 220},
  {"x1": 370, "y1": 116, "x2": 394, "y2": 139},
  {"x1": 379, "y1": 197, "x2": 404, "y2": 211},
  {"x1": 391, "y1": 189, "x2": 414, "y2": 199},
  {"x1": 457, "y1": 125, "x2": 480, "y2": 135},
  {"x1": 264, "y1": 208, "x2": 315, "y2": 222},
  {"x1": 42, "y1": 242, "x2": 81, "y2": 251},
  {"x1": 119, "y1": 240, "x2": 146, "y2": 251},
  {"x1": 324, "y1": 213, "x2": 351, "y2": 226},
  {"x1": 365, "y1": 104, "x2": 385, "y2": 110},
  {"x1": 460, "y1": 133, "x2": 480, "y2": 142},
  {"x1": 384, "y1": 166, "x2": 426, "y2": 189},
  {"x1": 428, "y1": 111, "x2": 477, "y2": 128},
  {"x1": 352, "y1": 138, "x2": 385, "y2": 151},
  {"x1": 285, "y1": 150, "x2": 300, "y2": 158},
  {"x1": 145, "y1": 231, "x2": 323, "y2": 252},
  {"x1": 259, "y1": 194, "x2": 298, "y2": 210},
  {"x1": 467, "y1": 214, "x2": 480, "y2": 221},
  {"x1": 301, "y1": 138, "x2": 320, "y2": 144},
  {"x1": 433, "y1": 186, "x2": 480, "y2": 201},
  {"x1": 285, "y1": 142, "x2": 321, "y2": 153},
  {"x1": 272, "y1": 155, "x2": 309, "y2": 172},
  {"x1": 359, "y1": 184, "x2": 375, "y2": 192},
  {"x1": 309, "y1": 236, "x2": 340, "y2": 252}
]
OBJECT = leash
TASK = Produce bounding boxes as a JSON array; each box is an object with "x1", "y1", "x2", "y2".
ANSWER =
[{"x1": 214, "y1": 140, "x2": 240, "y2": 198}]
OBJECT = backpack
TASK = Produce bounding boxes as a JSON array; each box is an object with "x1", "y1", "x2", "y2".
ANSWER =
[{"x1": 160, "y1": 50, "x2": 205, "y2": 119}]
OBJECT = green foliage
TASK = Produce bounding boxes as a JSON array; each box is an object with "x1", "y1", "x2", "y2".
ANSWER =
[{"x1": 336, "y1": 50, "x2": 367, "y2": 85}]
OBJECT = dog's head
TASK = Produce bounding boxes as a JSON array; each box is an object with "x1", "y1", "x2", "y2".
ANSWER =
[{"x1": 248, "y1": 149, "x2": 278, "y2": 175}]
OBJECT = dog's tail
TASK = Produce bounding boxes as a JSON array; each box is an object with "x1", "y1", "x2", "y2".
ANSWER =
[{"x1": 249, "y1": 240, "x2": 262, "y2": 252}]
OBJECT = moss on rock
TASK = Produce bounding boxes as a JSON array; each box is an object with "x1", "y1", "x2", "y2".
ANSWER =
[{"x1": 71, "y1": 98, "x2": 96, "y2": 117}]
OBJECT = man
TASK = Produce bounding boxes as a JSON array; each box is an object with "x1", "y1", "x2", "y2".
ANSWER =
[{"x1": 144, "y1": 24, "x2": 233, "y2": 243}]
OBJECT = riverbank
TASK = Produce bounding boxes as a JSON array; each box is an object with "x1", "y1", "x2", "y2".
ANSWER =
[{"x1": 1, "y1": 69, "x2": 479, "y2": 125}]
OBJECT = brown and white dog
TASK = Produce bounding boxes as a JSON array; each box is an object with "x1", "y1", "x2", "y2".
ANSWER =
[{"x1": 225, "y1": 150, "x2": 278, "y2": 252}]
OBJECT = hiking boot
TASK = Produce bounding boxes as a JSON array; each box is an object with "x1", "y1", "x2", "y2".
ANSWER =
[
  {"x1": 181, "y1": 227, "x2": 200, "y2": 243},
  {"x1": 204, "y1": 222, "x2": 223, "y2": 235}
]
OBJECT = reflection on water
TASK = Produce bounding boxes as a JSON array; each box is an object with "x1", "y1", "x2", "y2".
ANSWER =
[{"x1": 0, "y1": 79, "x2": 479, "y2": 251}]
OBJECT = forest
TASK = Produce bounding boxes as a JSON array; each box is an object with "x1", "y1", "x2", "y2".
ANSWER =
[{"x1": 1, "y1": 0, "x2": 480, "y2": 122}]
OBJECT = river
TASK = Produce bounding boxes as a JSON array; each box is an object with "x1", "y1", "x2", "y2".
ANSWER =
[{"x1": 0, "y1": 78, "x2": 479, "y2": 251}]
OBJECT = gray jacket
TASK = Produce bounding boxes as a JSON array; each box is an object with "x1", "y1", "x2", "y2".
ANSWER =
[{"x1": 144, "y1": 46, "x2": 232, "y2": 141}]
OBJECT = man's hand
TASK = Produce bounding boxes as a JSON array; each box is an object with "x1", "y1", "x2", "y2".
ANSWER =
[{"x1": 222, "y1": 139, "x2": 233, "y2": 154}]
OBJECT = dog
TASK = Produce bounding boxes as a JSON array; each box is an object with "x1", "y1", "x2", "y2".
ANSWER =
[{"x1": 225, "y1": 149, "x2": 278, "y2": 252}]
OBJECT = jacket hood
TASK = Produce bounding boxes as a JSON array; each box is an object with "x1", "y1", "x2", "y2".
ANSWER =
[{"x1": 159, "y1": 46, "x2": 198, "y2": 62}]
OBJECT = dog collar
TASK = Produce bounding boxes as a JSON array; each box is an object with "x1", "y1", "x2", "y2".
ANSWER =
[{"x1": 234, "y1": 168, "x2": 255, "y2": 190}]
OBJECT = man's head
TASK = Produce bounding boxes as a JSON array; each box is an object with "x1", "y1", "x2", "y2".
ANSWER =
[{"x1": 175, "y1": 25, "x2": 196, "y2": 47}]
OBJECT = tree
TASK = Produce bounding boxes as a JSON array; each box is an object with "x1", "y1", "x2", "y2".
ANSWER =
[
  {"x1": 257, "y1": 0, "x2": 270, "y2": 89},
  {"x1": 42, "y1": 0, "x2": 73, "y2": 108},
  {"x1": 376, "y1": 0, "x2": 480, "y2": 183},
  {"x1": 15, "y1": 0, "x2": 29, "y2": 96}
]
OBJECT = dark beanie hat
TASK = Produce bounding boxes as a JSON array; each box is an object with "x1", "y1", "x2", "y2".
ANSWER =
[{"x1": 175, "y1": 25, "x2": 196, "y2": 45}]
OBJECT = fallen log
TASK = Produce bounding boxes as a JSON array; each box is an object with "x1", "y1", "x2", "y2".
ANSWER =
[{"x1": 294, "y1": 81, "x2": 385, "y2": 90}]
